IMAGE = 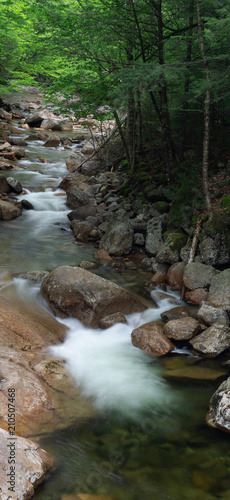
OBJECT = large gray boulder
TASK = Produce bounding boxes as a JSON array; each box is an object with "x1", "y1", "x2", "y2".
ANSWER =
[
  {"x1": 208, "y1": 269, "x2": 230, "y2": 310},
  {"x1": 183, "y1": 262, "x2": 218, "y2": 290},
  {"x1": 197, "y1": 302, "x2": 229, "y2": 326},
  {"x1": 66, "y1": 186, "x2": 94, "y2": 210},
  {"x1": 41, "y1": 266, "x2": 146, "y2": 327},
  {"x1": 0, "y1": 428, "x2": 52, "y2": 499},
  {"x1": 25, "y1": 109, "x2": 52, "y2": 127},
  {"x1": 189, "y1": 323, "x2": 230, "y2": 357},
  {"x1": 99, "y1": 221, "x2": 134, "y2": 256},
  {"x1": 200, "y1": 235, "x2": 230, "y2": 266},
  {"x1": 66, "y1": 152, "x2": 86, "y2": 171},
  {"x1": 207, "y1": 378, "x2": 230, "y2": 433},
  {"x1": 145, "y1": 216, "x2": 165, "y2": 256}
]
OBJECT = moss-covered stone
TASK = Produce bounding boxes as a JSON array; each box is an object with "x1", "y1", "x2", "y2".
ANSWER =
[
  {"x1": 152, "y1": 201, "x2": 169, "y2": 214},
  {"x1": 203, "y1": 207, "x2": 230, "y2": 238},
  {"x1": 221, "y1": 196, "x2": 230, "y2": 208},
  {"x1": 163, "y1": 232, "x2": 187, "y2": 250}
]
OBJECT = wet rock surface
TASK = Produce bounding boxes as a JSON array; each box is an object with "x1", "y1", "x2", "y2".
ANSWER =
[
  {"x1": 189, "y1": 323, "x2": 230, "y2": 357},
  {"x1": 41, "y1": 265, "x2": 146, "y2": 327},
  {"x1": 207, "y1": 377, "x2": 230, "y2": 433},
  {"x1": 131, "y1": 321, "x2": 174, "y2": 356},
  {"x1": 0, "y1": 428, "x2": 52, "y2": 500}
]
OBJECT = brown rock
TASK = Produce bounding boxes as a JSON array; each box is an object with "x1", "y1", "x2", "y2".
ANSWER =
[
  {"x1": 185, "y1": 288, "x2": 209, "y2": 305},
  {"x1": 161, "y1": 306, "x2": 190, "y2": 322},
  {"x1": 164, "y1": 316, "x2": 201, "y2": 341},
  {"x1": 71, "y1": 220, "x2": 100, "y2": 242},
  {"x1": 43, "y1": 135, "x2": 60, "y2": 148},
  {"x1": 150, "y1": 271, "x2": 166, "y2": 286},
  {"x1": 189, "y1": 323, "x2": 230, "y2": 357},
  {"x1": 94, "y1": 249, "x2": 113, "y2": 262},
  {"x1": 0, "y1": 428, "x2": 52, "y2": 499},
  {"x1": 166, "y1": 262, "x2": 185, "y2": 290},
  {"x1": 131, "y1": 321, "x2": 174, "y2": 356},
  {"x1": 99, "y1": 312, "x2": 127, "y2": 328},
  {"x1": 41, "y1": 266, "x2": 146, "y2": 327},
  {"x1": 0, "y1": 200, "x2": 22, "y2": 220},
  {"x1": 0, "y1": 174, "x2": 10, "y2": 194}
]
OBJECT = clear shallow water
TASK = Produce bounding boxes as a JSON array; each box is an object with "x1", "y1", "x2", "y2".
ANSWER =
[{"x1": 0, "y1": 93, "x2": 229, "y2": 500}]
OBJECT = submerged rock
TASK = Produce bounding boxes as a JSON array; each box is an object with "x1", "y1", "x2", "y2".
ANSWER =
[
  {"x1": 41, "y1": 266, "x2": 146, "y2": 327},
  {"x1": 0, "y1": 428, "x2": 52, "y2": 499},
  {"x1": 131, "y1": 321, "x2": 174, "y2": 356},
  {"x1": 207, "y1": 377, "x2": 230, "y2": 433}
]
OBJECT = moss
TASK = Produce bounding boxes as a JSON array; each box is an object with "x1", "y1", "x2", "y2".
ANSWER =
[
  {"x1": 152, "y1": 201, "x2": 169, "y2": 214},
  {"x1": 221, "y1": 196, "x2": 230, "y2": 208},
  {"x1": 163, "y1": 232, "x2": 187, "y2": 250},
  {"x1": 203, "y1": 207, "x2": 230, "y2": 237}
]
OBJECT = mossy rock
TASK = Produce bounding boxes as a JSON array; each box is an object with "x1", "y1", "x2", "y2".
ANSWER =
[
  {"x1": 221, "y1": 196, "x2": 230, "y2": 208},
  {"x1": 163, "y1": 232, "x2": 187, "y2": 250},
  {"x1": 152, "y1": 201, "x2": 169, "y2": 214},
  {"x1": 203, "y1": 207, "x2": 230, "y2": 238}
]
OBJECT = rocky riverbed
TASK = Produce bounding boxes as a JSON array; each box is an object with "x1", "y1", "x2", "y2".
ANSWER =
[{"x1": 0, "y1": 88, "x2": 229, "y2": 499}]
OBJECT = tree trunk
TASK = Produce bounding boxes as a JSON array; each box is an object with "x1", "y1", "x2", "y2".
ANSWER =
[
  {"x1": 196, "y1": 0, "x2": 212, "y2": 219},
  {"x1": 180, "y1": 1, "x2": 194, "y2": 161}
]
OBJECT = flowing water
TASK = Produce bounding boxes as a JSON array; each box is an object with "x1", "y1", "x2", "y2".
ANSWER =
[{"x1": 0, "y1": 97, "x2": 229, "y2": 500}]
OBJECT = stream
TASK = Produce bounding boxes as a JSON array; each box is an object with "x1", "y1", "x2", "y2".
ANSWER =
[{"x1": 0, "y1": 95, "x2": 229, "y2": 500}]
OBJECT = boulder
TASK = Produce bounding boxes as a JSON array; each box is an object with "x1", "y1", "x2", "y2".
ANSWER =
[
  {"x1": 200, "y1": 235, "x2": 230, "y2": 266},
  {"x1": 149, "y1": 271, "x2": 166, "y2": 286},
  {"x1": 43, "y1": 135, "x2": 60, "y2": 148},
  {"x1": 163, "y1": 317, "x2": 202, "y2": 341},
  {"x1": 183, "y1": 262, "x2": 218, "y2": 290},
  {"x1": 0, "y1": 200, "x2": 22, "y2": 220},
  {"x1": 131, "y1": 321, "x2": 174, "y2": 356},
  {"x1": 99, "y1": 221, "x2": 134, "y2": 256},
  {"x1": 99, "y1": 312, "x2": 127, "y2": 328},
  {"x1": 25, "y1": 109, "x2": 52, "y2": 127},
  {"x1": 66, "y1": 152, "x2": 86, "y2": 171},
  {"x1": 161, "y1": 306, "x2": 190, "y2": 322},
  {"x1": 81, "y1": 140, "x2": 95, "y2": 154},
  {"x1": 59, "y1": 171, "x2": 89, "y2": 192},
  {"x1": 208, "y1": 269, "x2": 230, "y2": 310},
  {"x1": 166, "y1": 262, "x2": 185, "y2": 290},
  {"x1": 6, "y1": 176, "x2": 23, "y2": 194},
  {"x1": 68, "y1": 204, "x2": 97, "y2": 221},
  {"x1": 189, "y1": 323, "x2": 230, "y2": 357},
  {"x1": 145, "y1": 216, "x2": 165, "y2": 256},
  {"x1": 156, "y1": 233, "x2": 187, "y2": 265},
  {"x1": 66, "y1": 186, "x2": 94, "y2": 210},
  {"x1": 41, "y1": 117, "x2": 73, "y2": 131},
  {"x1": 0, "y1": 141, "x2": 11, "y2": 150},
  {"x1": 81, "y1": 159, "x2": 101, "y2": 175},
  {"x1": 41, "y1": 266, "x2": 146, "y2": 327},
  {"x1": 11, "y1": 146, "x2": 25, "y2": 158},
  {"x1": 0, "y1": 174, "x2": 10, "y2": 194},
  {"x1": 206, "y1": 378, "x2": 230, "y2": 433},
  {"x1": 0, "y1": 160, "x2": 13, "y2": 170},
  {"x1": 9, "y1": 137, "x2": 28, "y2": 147},
  {"x1": 185, "y1": 288, "x2": 209, "y2": 305},
  {"x1": 197, "y1": 302, "x2": 229, "y2": 326},
  {"x1": 0, "y1": 108, "x2": 12, "y2": 120},
  {"x1": 71, "y1": 220, "x2": 100, "y2": 242},
  {"x1": 0, "y1": 428, "x2": 52, "y2": 499}
]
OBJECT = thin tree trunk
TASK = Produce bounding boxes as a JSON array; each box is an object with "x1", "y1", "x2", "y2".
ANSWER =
[
  {"x1": 137, "y1": 90, "x2": 143, "y2": 152},
  {"x1": 196, "y1": 0, "x2": 212, "y2": 219},
  {"x1": 180, "y1": 1, "x2": 194, "y2": 161},
  {"x1": 113, "y1": 110, "x2": 131, "y2": 169},
  {"x1": 180, "y1": 217, "x2": 202, "y2": 300}
]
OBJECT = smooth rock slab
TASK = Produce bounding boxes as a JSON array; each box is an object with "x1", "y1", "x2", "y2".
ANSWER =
[
  {"x1": 41, "y1": 266, "x2": 146, "y2": 327},
  {"x1": 164, "y1": 316, "x2": 201, "y2": 341},
  {"x1": 131, "y1": 321, "x2": 174, "y2": 356},
  {"x1": 0, "y1": 428, "x2": 52, "y2": 499},
  {"x1": 189, "y1": 323, "x2": 230, "y2": 357},
  {"x1": 207, "y1": 378, "x2": 230, "y2": 433}
]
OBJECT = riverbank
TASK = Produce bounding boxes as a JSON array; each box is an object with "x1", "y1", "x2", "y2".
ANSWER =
[{"x1": 0, "y1": 88, "x2": 229, "y2": 500}]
